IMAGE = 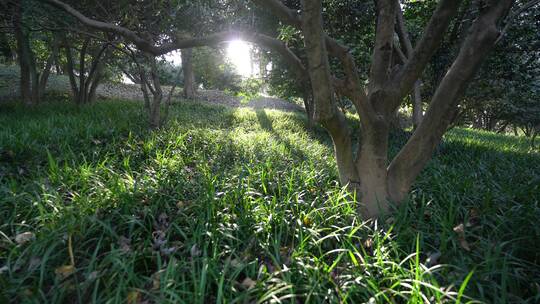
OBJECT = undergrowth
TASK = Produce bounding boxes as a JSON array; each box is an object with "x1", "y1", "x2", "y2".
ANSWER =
[{"x1": 0, "y1": 99, "x2": 538, "y2": 303}]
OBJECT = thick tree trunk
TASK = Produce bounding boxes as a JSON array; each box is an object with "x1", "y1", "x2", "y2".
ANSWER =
[
  {"x1": 139, "y1": 69, "x2": 151, "y2": 110},
  {"x1": 355, "y1": 121, "x2": 392, "y2": 217},
  {"x1": 77, "y1": 38, "x2": 90, "y2": 104},
  {"x1": 63, "y1": 42, "x2": 79, "y2": 98},
  {"x1": 38, "y1": 48, "x2": 57, "y2": 99},
  {"x1": 13, "y1": 4, "x2": 32, "y2": 105},
  {"x1": 148, "y1": 56, "x2": 163, "y2": 128},
  {"x1": 412, "y1": 80, "x2": 423, "y2": 129},
  {"x1": 181, "y1": 48, "x2": 196, "y2": 99},
  {"x1": 302, "y1": 90, "x2": 314, "y2": 127}
]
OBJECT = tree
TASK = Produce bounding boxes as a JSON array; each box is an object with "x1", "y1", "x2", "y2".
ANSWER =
[
  {"x1": 181, "y1": 48, "x2": 197, "y2": 98},
  {"x1": 60, "y1": 33, "x2": 112, "y2": 104},
  {"x1": 45, "y1": 0, "x2": 529, "y2": 218},
  {"x1": 6, "y1": 0, "x2": 58, "y2": 104},
  {"x1": 260, "y1": 0, "x2": 517, "y2": 217}
]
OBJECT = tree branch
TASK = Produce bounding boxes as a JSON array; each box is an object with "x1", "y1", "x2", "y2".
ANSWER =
[
  {"x1": 496, "y1": 0, "x2": 540, "y2": 44},
  {"x1": 391, "y1": 0, "x2": 462, "y2": 101},
  {"x1": 370, "y1": 0, "x2": 396, "y2": 87},
  {"x1": 394, "y1": 0, "x2": 413, "y2": 58},
  {"x1": 251, "y1": 0, "x2": 302, "y2": 28},
  {"x1": 44, "y1": 0, "x2": 162, "y2": 54},
  {"x1": 387, "y1": 0, "x2": 514, "y2": 202}
]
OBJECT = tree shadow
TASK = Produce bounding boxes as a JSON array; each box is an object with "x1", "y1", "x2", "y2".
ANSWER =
[{"x1": 255, "y1": 109, "x2": 309, "y2": 161}]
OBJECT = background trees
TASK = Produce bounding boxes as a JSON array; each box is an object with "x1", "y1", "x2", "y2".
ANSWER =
[{"x1": 1, "y1": 0, "x2": 538, "y2": 216}]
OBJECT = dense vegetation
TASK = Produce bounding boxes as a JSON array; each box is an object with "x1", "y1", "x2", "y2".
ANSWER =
[
  {"x1": 1, "y1": 0, "x2": 539, "y2": 302},
  {"x1": 1, "y1": 99, "x2": 538, "y2": 303}
]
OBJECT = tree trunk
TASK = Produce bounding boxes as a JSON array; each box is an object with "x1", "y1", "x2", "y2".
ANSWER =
[
  {"x1": 355, "y1": 120, "x2": 392, "y2": 217},
  {"x1": 13, "y1": 3, "x2": 32, "y2": 105},
  {"x1": 63, "y1": 42, "x2": 79, "y2": 98},
  {"x1": 148, "y1": 56, "x2": 163, "y2": 128},
  {"x1": 302, "y1": 90, "x2": 314, "y2": 127},
  {"x1": 77, "y1": 38, "x2": 90, "y2": 104},
  {"x1": 38, "y1": 47, "x2": 57, "y2": 99},
  {"x1": 412, "y1": 80, "x2": 423, "y2": 129},
  {"x1": 139, "y1": 69, "x2": 151, "y2": 110},
  {"x1": 181, "y1": 48, "x2": 196, "y2": 99}
]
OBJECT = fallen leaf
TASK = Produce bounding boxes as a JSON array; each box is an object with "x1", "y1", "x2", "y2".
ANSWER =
[
  {"x1": 363, "y1": 238, "x2": 373, "y2": 249},
  {"x1": 425, "y1": 251, "x2": 442, "y2": 267},
  {"x1": 302, "y1": 215, "x2": 312, "y2": 227},
  {"x1": 55, "y1": 265, "x2": 76, "y2": 279},
  {"x1": 157, "y1": 213, "x2": 169, "y2": 228},
  {"x1": 151, "y1": 269, "x2": 165, "y2": 290},
  {"x1": 152, "y1": 230, "x2": 166, "y2": 250},
  {"x1": 86, "y1": 271, "x2": 99, "y2": 281},
  {"x1": 190, "y1": 244, "x2": 201, "y2": 257},
  {"x1": 127, "y1": 290, "x2": 141, "y2": 304},
  {"x1": 467, "y1": 208, "x2": 481, "y2": 227},
  {"x1": 229, "y1": 258, "x2": 243, "y2": 268},
  {"x1": 28, "y1": 257, "x2": 41, "y2": 271},
  {"x1": 458, "y1": 238, "x2": 471, "y2": 251},
  {"x1": 15, "y1": 232, "x2": 35, "y2": 245},
  {"x1": 240, "y1": 277, "x2": 256, "y2": 290},
  {"x1": 453, "y1": 223, "x2": 465, "y2": 234},
  {"x1": 118, "y1": 236, "x2": 131, "y2": 253},
  {"x1": 453, "y1": 223, "x2": 471, "y2": 251}
]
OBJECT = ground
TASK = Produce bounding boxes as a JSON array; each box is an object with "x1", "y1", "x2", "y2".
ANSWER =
[
  {"x1": 0, "y1": 98, "x2": 539, "y2": 303},
  {"x1": 0, "y1": 64, "x2": 303, "y2": 112}
]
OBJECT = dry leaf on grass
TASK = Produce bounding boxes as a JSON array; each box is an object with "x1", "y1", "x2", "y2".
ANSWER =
[
  {"x1": 453, "y1": 223, "x2": 471, "y2": 251},
  {"x1": 190, "y1": 244, "x2": 201, "y2": 257},
  {"x1": 118, "y1": 236, "x2": 131, "y2": 253},
  {"x1": 151, "y1": 269, "x2": 166, "y2": 290},
  {"x1": 0, "y1": 265, "x2": 8, "y2": 274},
  {"x1": 86, "y1": 271, "x2": 99, "y2": 281},
  {"x1": 55, "y1": 265, "x2": 76, "y2": 279},
  {"x1": 127, "y1": 290, "x2": 141, "y2": 304},
  {"x1": 240, "y1": 277, "x2": 256, "y2": 290},
  {"x1": 425, "y1": 251, "x2": 442, "y2": 267},
  {"x1": 15, "y1": 232, "x2": 35, "y2": 245}
]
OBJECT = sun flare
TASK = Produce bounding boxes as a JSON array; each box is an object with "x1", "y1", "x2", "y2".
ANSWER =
[{"x1": 227, "y1": 40, "x2": 253, "y2": 77}]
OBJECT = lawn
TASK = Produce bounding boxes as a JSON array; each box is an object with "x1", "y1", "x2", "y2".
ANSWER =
[{"x1": 0, "y1": 99, "x2": 539, "y2": 303}]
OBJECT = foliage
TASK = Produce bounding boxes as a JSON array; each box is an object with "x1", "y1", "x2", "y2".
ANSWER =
[
  {"x1": 156, "y1": 58, "x2": 183, "y2": 86},
  {"x1": 193, "y1": 47, "x2": 242, "y2": 91},
  {"x1": 236, "y1": 77, "x2": 263, "y2": 103},
  {"x1": 0, "y1": 99, "x2": 539, "y2": 303}
]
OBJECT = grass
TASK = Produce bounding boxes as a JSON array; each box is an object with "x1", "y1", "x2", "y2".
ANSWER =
[{"x1": 0, "y1": 98, "x2": 539, "y2": 303}]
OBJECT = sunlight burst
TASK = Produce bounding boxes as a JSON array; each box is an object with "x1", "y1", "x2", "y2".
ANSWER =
[{"x1": 227, "y1": 40, "x2": 253, "y2": 77}]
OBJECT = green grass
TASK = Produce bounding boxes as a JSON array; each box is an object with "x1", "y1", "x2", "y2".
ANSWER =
[{"x1": 0, "y1": 99, "x2": 539, "y2": 303}]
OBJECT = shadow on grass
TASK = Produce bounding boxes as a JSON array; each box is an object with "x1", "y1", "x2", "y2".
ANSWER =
[
  {"x1": 255, "y1": 109, "x2": 311, "y2": 161},
  {"x1": 1, "y1": 100, "x2": 539, "y2": 303}
]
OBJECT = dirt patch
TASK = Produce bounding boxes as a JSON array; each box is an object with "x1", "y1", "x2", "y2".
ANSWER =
[{"x1": 96, "y1": 83, "x2": 304, "y2": 112}]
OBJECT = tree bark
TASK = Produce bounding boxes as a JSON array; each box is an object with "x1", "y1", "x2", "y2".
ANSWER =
[
  {"x1": 77, "y1": 38, "x2": 90, "y2": 104},
  {"x1": 181, "y1": 48, "x2": 196, "y2": 99},
  {"x1": 13, "y1": 2, "x2": 32, "y2": 105},
  {"x1": 412, "y1": 80, "x2": 423, "y2": 129},
  {"x1": 38, "y1": 43, "x2": 58, "y2": 99},
  {"x1": 388, "y1": 0, "x2": 514, "y2": 202}
]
